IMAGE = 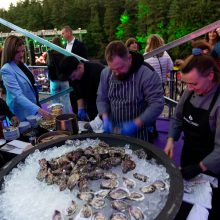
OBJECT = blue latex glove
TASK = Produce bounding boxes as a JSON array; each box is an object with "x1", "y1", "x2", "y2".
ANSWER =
[
  {"x1": 77, "y1": 108, "x2": 89, "y2": 121},
  {"x1": 121, "y1": 120, "x2": 138, "y2": 136},
  {"x1": 103, "y1": 118, "x2": 112, "y2": 133}
]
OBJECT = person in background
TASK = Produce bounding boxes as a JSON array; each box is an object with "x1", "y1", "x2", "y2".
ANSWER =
[
  {"x1": 96, "y1": 41, "x2": 164, "y2": 141},
  {"x1": 125, "y1": 38, "x2": 139, "y2": 52},
  {"x1": 205, "y1": 30, "x2": 219, "y2": 51},
  {"x1": 61, "y1": 25, "x2": 88, "y2": 115},
  {"x1": 1, "y1": 35, "x2": 52, "y2": 121},
  {"x1": 0, "y1": 98, "x2": 19, "y2": 126},
  {"x1": 164, "y1": 49, "x2": 220, "y2": 219},
  {"x1": 191, "y1": 39, "x2": 212, "y2": 55},
  {"x1": 144, "y1": 34, "x2": 173, "y2": 92},
  {"x1": 60, "y1": 56, "x2": 105, "y2": 122},
  {"x1": 47, "y1": 36, "x2": 71, "y2": 113},
  {"x1": 61, "y1": 26, "x2": 88, "y2": 59}
]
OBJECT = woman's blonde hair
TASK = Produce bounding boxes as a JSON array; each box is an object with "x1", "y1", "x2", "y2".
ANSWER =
[
  {"x1": 1, "y1": 35, "x2": 25, "y2": 67},
  {"x1": 145, "y1": 34, "x2": 164, "y2": 57}
]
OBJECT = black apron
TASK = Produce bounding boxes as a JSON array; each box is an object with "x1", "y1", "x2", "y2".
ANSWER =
[
  {"x1": 181, "y1": 86, "x2": 220, "y2": 219},
  {"x1": 181, "y1": 86, "x2": 220, "y2": 167},
  {"x1": 108, "y1": 74, "x2": 148, "y2": 141}
]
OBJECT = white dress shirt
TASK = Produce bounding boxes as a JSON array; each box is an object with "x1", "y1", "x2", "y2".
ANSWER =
[{"x1": 66, "y1": 38, "x2": 75, "y2": 52}]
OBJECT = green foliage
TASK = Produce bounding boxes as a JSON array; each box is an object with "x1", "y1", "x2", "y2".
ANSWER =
[{"x1": 0, "y1": 0, "x2": 220, "y2": 61}]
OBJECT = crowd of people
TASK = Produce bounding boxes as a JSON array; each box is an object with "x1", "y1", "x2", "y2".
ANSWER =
[{"x1": 0, "y1": 25, "x2": 220, "y2": 219}]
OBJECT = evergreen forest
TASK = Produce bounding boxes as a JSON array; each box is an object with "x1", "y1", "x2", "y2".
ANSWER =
[{"x1": 0, "y1": 0, "x2": 220, "y2": 60}]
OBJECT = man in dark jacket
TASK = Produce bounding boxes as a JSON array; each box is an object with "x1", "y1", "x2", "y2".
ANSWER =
[{"x1": 60, "y1": 56, "x2": 105, "y2": 121}]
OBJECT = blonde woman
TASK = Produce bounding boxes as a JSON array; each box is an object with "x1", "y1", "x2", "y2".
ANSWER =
[{"x1": 144, "y1": 34, "x2": 173, "y2": 89}]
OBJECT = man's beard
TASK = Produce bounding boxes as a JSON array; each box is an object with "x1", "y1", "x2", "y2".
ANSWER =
[{"x1": 114, "y1": 73, "x2": 130, "y2": 81}]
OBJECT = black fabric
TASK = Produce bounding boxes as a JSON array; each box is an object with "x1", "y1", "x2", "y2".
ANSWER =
[
  {"x1": 71, "y1": 39, "x2": 88, "y2": 59},
  {"x1": 47, "y1": 50, "x2": 66, "y2": 81},
  {"x1": 70, "y1": 61, "x2": 105, "y2": 120},
  {"x1": 0, "y1": 98, "x2": 14, "y2": 119},
  {"x1": 180, "y1": 164, "x2": 202, "y2": 180},
  {"x1": 181, "y1": 87, "x2": 220, "y2": 167},
  {"x1": 17, "y1": 62, "x2": 41, "y2": 107}
]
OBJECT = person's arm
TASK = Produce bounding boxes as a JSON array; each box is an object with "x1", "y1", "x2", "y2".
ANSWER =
[
  {"x1": 1, "y1": 65, "x2": 40, "y2": 115},
  {"x1": 96, "y1": 68, "x2": 111, "y2": 116},
  {"x1": 202, "y1": 105, "x2": 220, "y2": 174},
  {"x1": 137, "y1": 67, "x2": 164, "y2": 126}
]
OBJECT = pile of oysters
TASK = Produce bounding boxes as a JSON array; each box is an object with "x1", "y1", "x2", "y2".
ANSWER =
[{"x1": 36, "y1": 141, "x2": 168, "y2": 220}]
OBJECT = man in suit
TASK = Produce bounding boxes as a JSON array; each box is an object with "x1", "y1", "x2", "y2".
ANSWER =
[
  {"x1": 61, "y1": 26, "x2": 88, "y2": 59},
  {"x1": 61, "y1": 26, "x2": 88, "y2": 114}
]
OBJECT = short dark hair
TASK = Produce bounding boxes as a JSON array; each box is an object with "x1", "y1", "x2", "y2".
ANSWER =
[
  {"x1": 60, "y1": 56, "x2": 80, "y2": 80},
  {"x1": 105, "y1": 41, "x2": 129, "y2": 62}
]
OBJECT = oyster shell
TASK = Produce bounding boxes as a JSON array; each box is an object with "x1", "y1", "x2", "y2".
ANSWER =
[
  {"x1": 67, "y1": 172, "x2": 80, "y2": 189},
  {"x1": 77, "y1": 192, "x2": 94, "y2": 201},
  {"x1": 109, "y1": 187, "x2": 129, "y2": 200},
  {"x1": 129, "y1": 206, "x2": 144, "y2": 220},
  {"x1": 111, "y1": 212, "x2": 128, "y2": 220},
  {"x1": 140, "y1": 185, "x2": 156, "y2": 194},
  {"x1": 128, "y1": 192, "x2": 145, "y2": 201},
  {"x1": 121, "y1": 158, "x2": 136, "y2": 173},
  {"x1": 100, "y1": 179, "x2": 119, "y2": 189},
  {"x1": 153, "y1": 180, "x2": 166, "y2": 190},
  {"x1": 65, "y1": 200, "x2": 77, "y2": 216},
  {"x1": 103, "y1": 171, "x2": 118, "y2": 179},
  {"x1": 95, "y1": 190, "x2": 110, "y2": 198},
  {"x1": 122, "y1": 177, "x2": 136, "y2": 189},
  {"x1": 133, "y1": 173, "x2": 148, "y2": 182},
  {"x1": 80, "y1": 204, "x2": 93, "y2": 218},
  {"x1": 111, "y1": 200, "x2": 129, "y2": 212},
  {"x1": 92, "y1": 212, "x2": 106, "y2": 220},
  {"x1": 89, "y1": 197, "x2": 106, "y2": 209}
]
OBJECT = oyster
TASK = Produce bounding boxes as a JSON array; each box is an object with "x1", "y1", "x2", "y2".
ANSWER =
[
  {"x1": 122, "y1": 177, "x2": 136, "y2": 189},
  {"x1": 100, "y1": 179, "x2": 119, "y2": 189},
  {"x1": 129, "y1": 206, "x2": 144, "y2": 220},
  {"x1": 99, "y1": 158, "x2": 113, "y2": 170},
  {"x1": 133, "y1": 173, "x2": 148, "y2": 182},
  {"x1": 77, "y1": 192, "x2": 94, "y2": 201},
  {"x1": 109, "y1": 187, "x2": 129, "y2": 200},
  {"x1": 111, "y1": 200, "x2": 129, "y2": 212},
  {"x1": 78, "y1": 178, "x2": 90, "y2": 192},
  {"x1": 92, "y1": 212, "x2": 106, "y2": 220},
  {"x1": 95, "y1": 190, "x2": 110, "y2": 198},
  {"x1": 65, "y1": 200, "x2": 77, "y2": 216},
  {"x1": 153, "y1": 180, "x2": 166, "y2": 190},
  {"x1": 111, "y1": 212, "x2": 128, "y2": 220},
  {"x1": 140, "y1": 185, "x2": 156, "y2": 194},
  {"x1": 103, "y1": 171, "x2": 118, "y2": 179},
  {"x1": 89, "y1": 197, "x2": 106, "y2": 209},
  {"x1": 128, "y1": 192, "x2": 145, "y2": 201},
  {"x1": 67, "y1": 172, "x2": 80, "y2": 189},
  {"x1": 80, "y1": 204, "x2": 93, "y2": 218},
  {"x1": 39, "y1": 158, "x2": 48, "y2": 169},
  {"x1": 122, "y1": 158, "x2": 136, "y2": 173},
  {"x1": 36, "y1": 169, "x2": 48, "y2": 182},
  {"x1": 52, "y1": 210, "x2": 62, "y2": 220}
]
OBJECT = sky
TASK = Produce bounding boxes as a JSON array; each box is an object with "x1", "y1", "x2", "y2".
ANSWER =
[{"x1": 0, "y1": 0, "x2": 19, "y2": 10}]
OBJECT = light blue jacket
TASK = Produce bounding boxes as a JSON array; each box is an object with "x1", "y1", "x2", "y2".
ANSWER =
[{"x1": 1, "y1": 61, "x2": 40, "y2": 121}]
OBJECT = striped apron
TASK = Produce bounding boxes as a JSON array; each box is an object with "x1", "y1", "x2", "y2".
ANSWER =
[{"x1": 108, "y1": 73, "x2": 148, "y2": 141}]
